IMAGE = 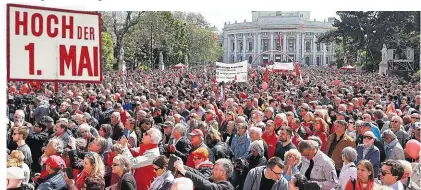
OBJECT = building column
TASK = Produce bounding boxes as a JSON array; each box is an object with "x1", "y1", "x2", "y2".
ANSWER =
[
  {"x1": 301, "y1": 32, "x2": 305, "y2": 63},
  {"x1": 234, "y1": 34, "x2": 237, "y2": 62},
  {"x1": 270, "y1": 32, "x2": 274, "y2": 61},
  {"x1": 331, "y1": 42, "x2": 335, "y2": 63},
  {"x1": 282, "y1": 33, "x2": 287, "y2": 62},
  {"x1": 226, "y1": 35, "x2": 230, "y2": 63},
  {"x1": 257, "y1": 33, "x2": 261, "y2": 65},
  {"x1": 312, "y1": 34, "x2": 316, "y2": 66},
  {"x1": 243, "y1": 34, "x2": 246, "y2": 62},
  {"x1": 322, "y1": 43, "x2": 326, "y2": 66},
  {"x1": 295, "y1": 32, "x2": 300, "y2": 62},
  {"x1": 254, "y1": 33, "x2": 257, "y2": 61}
]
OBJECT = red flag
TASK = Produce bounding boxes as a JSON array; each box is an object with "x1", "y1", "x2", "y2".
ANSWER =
[
  {"x1": 264, "y1": 68, "x2": 269, "y2": 83},
  {"x1": 233, "y1": 75, "x2": 237, "y2": 82},
  {"x1": 277, "y1": 32, "x2": 283, "y2": 49},
  {"x1": 294, "y1": 62, "x2": 302, "y2": 81}
]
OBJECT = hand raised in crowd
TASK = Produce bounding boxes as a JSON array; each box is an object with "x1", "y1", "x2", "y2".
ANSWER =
[{"x1": 174, "y1": 160, "x2": 186, "y2": 175}]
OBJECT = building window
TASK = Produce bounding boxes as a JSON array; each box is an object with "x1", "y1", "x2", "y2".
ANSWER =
[
  {"x1": 316, "y1": 56, "x2": 320, "y2": 66},
  {"x1": 232, "y1": 56, "x2": 234, "y2": 63},
  {"x1": 240, "y1": 42, "x2": 243, "y2": 51},
  {"x1": 263, "y1": 39, "x2": 269, "y2": 51},
  {"x1": 276, "y1": 40, "x2": 281, "y2": 50},
  {"x1": 300, "y1": 14, "x2": 303, "y2": 17},
  {"x1": 249, "y1": 42, "x2": 253, "y2": 52},
  {"x1": 240, "y1": 56, "x2": 242, "y2": 61},
  {"x1": 326, "y1": 57, "x2": 329, "y2": 65},
  {"x1": 249, "y1": 56, "x2": 253, "y2": 64},
  {"x1": 317, "y1": 43, "x2": 321, "y2": 52},
  {"x1": 232, "y1": 43, "x2": 235, "y2": 52},
  {"x1": 305, "y1": 56, "x2": 310, "y2": 65},
  {"x1": 288, "y1": 39, "x2": 295, "y2": 52},
  {"x1": 305, "y1": 40, "x2": 311, "y2": 52},
  {"x1": 326, "y1": 44, "x2": 329, "y2": 52}
]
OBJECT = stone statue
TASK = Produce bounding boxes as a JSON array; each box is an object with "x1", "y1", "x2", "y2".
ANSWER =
[
  {"x1": 235, "y1": 20, "x2": 237, "y2": 23},
  {"x1": 381, "y1": 44, "x2": 388, "y2": 62}
]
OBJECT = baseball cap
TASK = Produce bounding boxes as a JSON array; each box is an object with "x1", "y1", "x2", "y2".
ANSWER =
[
  {"x1": 45, "y1": 155, "x2": 66, "y2": 169},
  {"x1": 7, "y1": 167, "x2": 25, "y2": 180},
  {"x1": 189, "y1": 129, "x2": 204, "y2": 139}
]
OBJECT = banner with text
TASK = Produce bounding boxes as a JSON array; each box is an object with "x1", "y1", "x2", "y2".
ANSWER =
[
  {"x1": 7, "y1": 4, "x2": 102, "y2": 83},
  {"x1": 215, "y1": 61, "x2": 248, "y2": 82}
]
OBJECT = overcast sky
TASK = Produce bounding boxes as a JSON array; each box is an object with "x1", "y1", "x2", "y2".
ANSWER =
[{"x1": 200, "y1": 10, "x2": 339, "y2": 31}]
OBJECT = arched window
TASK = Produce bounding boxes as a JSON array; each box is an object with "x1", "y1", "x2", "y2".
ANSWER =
[
  {"x1": 305, "y1": 57, "x2": 310, "y2": 66},
  {"x1": 305, "y1": 41, "x2": 311, "y2": 52},
  {"x1": 316, "y1": 56, "x2": 320, "y2": 66},
  {"x1": 249, "y1": 42, "x2": 253, "y2": 52},
  {"x1": 249, "y1": 56, "x2": 253, "y2": 64}
]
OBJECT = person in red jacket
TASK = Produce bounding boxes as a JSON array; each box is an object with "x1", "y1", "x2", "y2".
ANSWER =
[
  {"x1": 311, "y1": 118, "x2": 329, "y2": 151},
  {"x1": 262, "y1": 120, "x2": 278, "y2": 159},
  {"x1": 114, "y1": 103, "x2": 130, "y2": 126}
]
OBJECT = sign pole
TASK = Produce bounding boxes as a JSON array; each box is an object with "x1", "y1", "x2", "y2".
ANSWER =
[{"x1": 54, "y1": 81, "x2": 59, "y2": 92}]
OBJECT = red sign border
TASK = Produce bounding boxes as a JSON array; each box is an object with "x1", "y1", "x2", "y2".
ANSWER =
[{"x1": 6, "y1": 3, "x2": 103, "y2": 83}]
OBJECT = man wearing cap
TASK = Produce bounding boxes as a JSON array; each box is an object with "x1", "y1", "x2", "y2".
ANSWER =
[
  {"x1": 162, "y1": 121, "x2": 175, "y2": 145},
  {"x1": 37, "y1": 155, "x2": 67, "y2": 190},
  {"x1": 185, "y1": 129, "x2": 214, "y2": 168},
  {"x1": 356, "y1": 122, "x2": 386, "y2": 162},
  {"x1": 7, "y1": 167, "x2": 30, "y2": 190},
  {"x1": 356, "y1": 131, "x2": 381, "y2": 177}
]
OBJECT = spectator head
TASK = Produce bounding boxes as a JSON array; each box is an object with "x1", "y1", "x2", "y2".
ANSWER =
[
  {"x1": 381, "y1": 130, "x2": 397, "y2": 144},
  {"x1": 75, "y1": 138, "x2": 87, "y2": 151},
  {"x1": 398, "y1": 160, "x2": 413, "y2": 182},
  {"x1": 13, "y1": 110, "x2": 25, "y2": 125},
  {"x1": 410, "y1": 113, "x2": 420, "y2": 123},
  {"x1": 341, "y1": 147, "x2": 357, "y2": 163},
  {"x1": 7, "y1": 158, "x2": 22, "y2": 168},
  {"x1": 99, "y1": 124, "x2": 113, "y2": 139},
  {"x1": 83, "y1": 176, "x2": 106, "y2": 190},
  {"x1": 235, "y1": 116, "x2": 246, "y2": 125},
  {"x1": 359, "y1": 122, "x2": 372, "y2": 134},
  {"x1": 111, "y1": 112, "x2": 121, "y2": 124},
  {"x1": 334, "y1": 120, "x2": 347, "y2": 136},
  {"x1": 54, "y1": 122, "x2": 68, "y2": 136},
  {"x1": 362, "y1": 131, "x2": 376, "y2": 147},
  {"x1": 189, "y1": 129, "x2": 204, "y2": 147},
  {"x1": 289, "y1": 173, "x2": 308, "y2": 190},
  {"x1": 298, "y1": 140, "x2": 319, "y2": 160},
  {"x1": 152, "y1": 155, "x2": 169, "y2": 176},
  {"x1": 313, "y1": 118, "x2": 328, "y2": 132},
  {"x1": 171, "y1": 177, "x2": 194, "y2": 190},
  {"x1": 205, "y1": 128, "x2": 222, "y2": 147},
  {"x1": 6, "y1": 167, "x2": 25, "y2": 189},
  {"x1": 8, "y1": 150, "x2": 25, "y2": 167},
  {"x1": 172, "y1": 123, "x2": 187, "y2": 139},
  {"x1": 45, "y1": 138, "x2": 64, "y2": 156},
  {"x1": 88, "y1": 137, "x2": 108, "y2": 154},
  {"x1": 250, "y1": 140, "x2": 264, "y2": 157},
  {"x1": 79, "y1": 123, "x2": 92, "y2": 139},
  {"x1": 13, "y1": 126, "x2": 29, "y2": 142},
  {"x1": 265, "y1": 157, "x2": 285, "y2": 181},
  {"x1": 357, "y1": 160, "x2": 375, "y2": 182},
  {"x1": 191, "y1": 147, "x2": 210, "y2": 167},
  {"x1": 45, "y1": 155, "x2": 66, "y2": 174},
  {"x1": 84, "y1": 152, "x2": 105, "y2": 178},
  {"x1": 279, "y1": 126, "x2": 293, "y2": 143},
  {"x1": 390, "y1": 116, "x2": 403, "y2": 131},
  {"x1": 143, "y1": 128, "x2": 162, "y2": 145},
  {"x1": 34, "y1": 121, "x2": 47, "y2": 133},
  {"x1": 380, "y1": 160, "x2": 405, "y2": 185},
  {"x1": 111, "y1": 154, "x2": 132, "y2": 177},
  {"x1": 212, "y1": 159, "x2": 233, "y2": 182},
  {"x1": 307, "y1": 136, "x2": 322, "y2": 150},
  {"x1": 284, "y1": 149, "x2": 302, "y2": 166},
  {"x1": 373, "y1": 110, "x2": 384, "y2": 120},
  {"x1": 249, "y1": 127, "x2": 262, "y2": 141},
  {"x1": 140, "y1": 117, "x2": 153, "y2": 131}
]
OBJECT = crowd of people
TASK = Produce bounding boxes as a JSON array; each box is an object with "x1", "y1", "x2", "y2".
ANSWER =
[{"x1": 5, "y1": 65, "x2": 421, "y2": 190}]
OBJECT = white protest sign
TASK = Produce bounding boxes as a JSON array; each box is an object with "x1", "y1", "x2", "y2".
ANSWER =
[
  {"x1": 215, "y1": 60, "x2": 248, "y2": 82},
  {"x1": 266, "y1": 62, "x2": 294, "y2": 71},
  {"x1": 7, "y1": 4, "x2": 102, "y2": 83}
]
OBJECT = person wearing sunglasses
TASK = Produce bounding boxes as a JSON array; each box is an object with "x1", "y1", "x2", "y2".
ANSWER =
[
  {"x1": 111, "y1": 154, "x2": 136, "y2": 190},
  {"x1": 356, "y1": 131, "x2": 380, "y2": 178},
  {"x1": 381, "y1": 130, "x2": 405, "y2": 160},
  {"x1": 149, "y1": 155, "x2": 174, "y2": 190},
  {"x1": 356, "y1": 122, "x2": 386, "y2": 163},
  {"x1": 379, "y1": 160, "x2": 405, "y2": 190},
  {"x1": 389, "y1": 116, "x2": 410, "y2": 148}
]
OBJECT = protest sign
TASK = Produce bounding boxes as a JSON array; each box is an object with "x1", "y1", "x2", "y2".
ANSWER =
[{"x1": 215, "y1": 60, "x2": 248, "y2": 82}]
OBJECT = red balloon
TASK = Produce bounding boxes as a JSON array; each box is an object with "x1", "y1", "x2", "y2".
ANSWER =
[{"x1": 405, "y1": 139, "x2": 421, "y2": 159}]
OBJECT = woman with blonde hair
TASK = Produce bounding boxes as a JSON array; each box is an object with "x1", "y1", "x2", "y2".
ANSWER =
[
  {"x1": 7, "y1": 150, "x2": 30, "y2": 183},
  {"x1": 312, "y1": 118, "x2": 329, "y2": 151},
  {"x1": 65, "y1": 152, "x2": 105, "y2": 189},
  {"x1": 283, "y1": 149, "x2": 302, "y2": 181}
]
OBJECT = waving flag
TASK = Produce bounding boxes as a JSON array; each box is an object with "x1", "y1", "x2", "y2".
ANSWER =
[
  {"x1": 294, "y1": 62, "x2": 302, "y2": 81},
  {"x1": 264, "y1": 68, "x2": 269, "y2": 83}
]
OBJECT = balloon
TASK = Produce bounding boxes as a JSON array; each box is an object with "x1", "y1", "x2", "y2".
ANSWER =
[
  {"x1": 262, "y1": 82, "x2": 268, "y2": 90},
  {"x1": 405, "y1": 139, "x2": 421, "y2": 159}
]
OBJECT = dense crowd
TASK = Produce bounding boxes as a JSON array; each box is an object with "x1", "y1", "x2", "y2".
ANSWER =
[{"x1": 5, "y1": 65, "x2": 421, "y2": 190}]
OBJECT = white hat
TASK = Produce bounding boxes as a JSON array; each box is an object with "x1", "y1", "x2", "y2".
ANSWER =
[{"x1": 7, "y1": 167, "x2": 25, "y2": 180}]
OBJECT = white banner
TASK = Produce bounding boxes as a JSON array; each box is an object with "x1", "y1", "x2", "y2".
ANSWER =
[
  {"x1": 215, "y1": 60, "x2": 248, "y2": 82},
  {"x1": 266, "y1": 62, "x2": 294, "y2": 71},
  {"x1": 7, "y1": 4, "x2": 102, "y2": 83}
]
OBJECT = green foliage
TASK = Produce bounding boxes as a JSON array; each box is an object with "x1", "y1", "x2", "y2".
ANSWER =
[
  {"x1": 318, "y1": 11, "x2": 420, "y2": 70},
  {"x1": 101, "y1": 32, "x2": 114, "y2": 70}
]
